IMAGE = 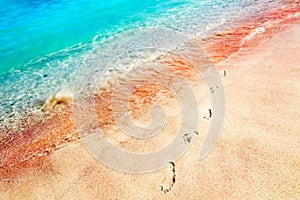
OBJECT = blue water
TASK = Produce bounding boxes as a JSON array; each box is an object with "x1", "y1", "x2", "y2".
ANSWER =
[{"x1": 0, "y1": 0, "x2": 282, "y2": 125}]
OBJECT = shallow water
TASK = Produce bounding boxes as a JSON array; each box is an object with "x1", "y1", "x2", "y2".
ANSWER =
[{"x1": 0, "y1": 0, "x2": 287, "y2": 126}]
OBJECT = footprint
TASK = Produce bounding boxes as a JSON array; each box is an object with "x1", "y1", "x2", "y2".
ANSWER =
[
  {"x1": 203, "y1": 109, "x2": 212, "y2": 120},
  {"x1": 221, "y1": 70, "x2": 226, "y2": 78},
  {"x1": 160, "y1": 162, "x2": 176, "y2": 193},
  {"x1": 209, "y1": 85, "x2": 219, "y2": 94},
  {"x1": 182, "y1": 131, "x2": 198, "y2": 145}
]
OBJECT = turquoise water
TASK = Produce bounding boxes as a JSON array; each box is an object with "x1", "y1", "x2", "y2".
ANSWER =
[
  {"x1": 0, "y1": 0, "x2": 282, "y2": 125},
  {"x1": 0, "y1": 0, "x2": 165, "y2": 74}
]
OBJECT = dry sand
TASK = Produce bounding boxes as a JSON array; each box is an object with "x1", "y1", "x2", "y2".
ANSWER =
[{"x1": 1, "y1": 22, "x2": 300, "y2": 199}]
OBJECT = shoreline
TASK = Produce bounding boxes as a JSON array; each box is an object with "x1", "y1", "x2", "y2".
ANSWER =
[
  {"x1": 1, "y1": 1, "x2": 299, "y2": 179},
  {"x1": 1, "y1": 3, "x2": 300, "y2": 198},
  {"x1": 1, "y1": 20, "x2": 298, "y2": 199}
]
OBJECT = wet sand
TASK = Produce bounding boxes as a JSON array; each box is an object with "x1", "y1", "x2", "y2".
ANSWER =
[{"x1": 1, "y1": 6, "x2": 300, "y2": 200}]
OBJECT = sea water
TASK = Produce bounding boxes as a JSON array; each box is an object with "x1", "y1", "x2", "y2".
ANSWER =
[{"x1": 0, "y1": 0, "x2": 283, "y2": 125}]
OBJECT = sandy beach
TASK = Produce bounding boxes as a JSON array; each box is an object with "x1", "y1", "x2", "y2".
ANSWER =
[{"x1": 1, "y1": 13, "x2": 300, "y2": 200}]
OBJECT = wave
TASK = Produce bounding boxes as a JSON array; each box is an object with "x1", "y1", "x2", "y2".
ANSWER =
[{"x1": 41, "y1": 86, "x2": 74, "y2": 111}]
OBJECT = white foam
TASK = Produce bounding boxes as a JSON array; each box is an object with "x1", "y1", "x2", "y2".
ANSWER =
[{"x1": 41, "y1": 86, "x2": 73, "y2": 111}]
